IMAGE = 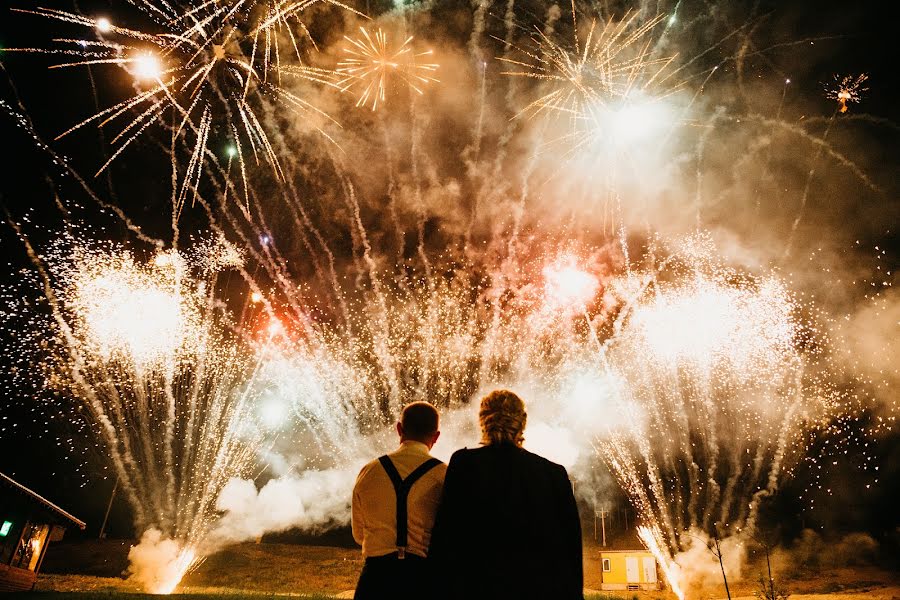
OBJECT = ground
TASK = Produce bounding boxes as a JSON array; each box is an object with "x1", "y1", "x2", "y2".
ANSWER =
[{"x1": 25, "y1": 540, "x2": 900, "y2": 600}]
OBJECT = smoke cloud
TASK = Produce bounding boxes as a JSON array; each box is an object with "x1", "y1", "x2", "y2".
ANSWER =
[
  {"x1": 672, "y1": 530, "x2": 746, "y2": 592},
  {"x1": 207, "y1": 469, "x2": 358, "y2": 549},
  {"x1": 197, "y1": 397, "x2": 601, "y2": 553},
  {"x1": 127, "y1": 529, "x2": 194, "y2": 594}
]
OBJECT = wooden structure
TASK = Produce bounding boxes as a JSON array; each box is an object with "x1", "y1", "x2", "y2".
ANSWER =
[
  {"x1": 599, "y1": 549, "x2": 661, "y2": 591},
  {"x1": 0, "y1": 473, "x2": 86, "y2": 592}
]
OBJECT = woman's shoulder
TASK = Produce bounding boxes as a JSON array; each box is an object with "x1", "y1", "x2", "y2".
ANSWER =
[
  {"x1": 519, "y1": 447, "x2": 570, "y2": 476},
  {"x1": 448, "y1": 446, "x2": 477, "y2": 462},
  {"x1": 447, "y1": 445, "x2": 497, "y2": 469}
]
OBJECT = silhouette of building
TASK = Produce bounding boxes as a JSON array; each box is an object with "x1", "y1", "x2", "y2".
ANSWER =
[{"x1": 0, "y1": 472, "x2": 85, "y2": 591}]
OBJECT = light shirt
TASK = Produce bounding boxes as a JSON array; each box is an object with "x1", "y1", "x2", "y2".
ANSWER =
[{"x1": 352, "y1": 440, "x2": 447, "y2": 558}]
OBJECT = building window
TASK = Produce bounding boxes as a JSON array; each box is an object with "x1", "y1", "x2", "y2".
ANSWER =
[{"x1": 602, "y1": 558, "x2": 611, "y2": 572}]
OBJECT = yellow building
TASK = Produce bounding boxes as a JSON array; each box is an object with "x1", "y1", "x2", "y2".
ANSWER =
[{"x1": 599, "y1": 550, "x2": 661, "y2": 591}]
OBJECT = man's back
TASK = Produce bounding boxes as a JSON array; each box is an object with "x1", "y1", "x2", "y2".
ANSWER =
[
  {"x1": 351, "y1": 402, "x2": 445, "y2": 600},
  {"x1": 429, "y1": 444, "x2": 583, "y2": 599},
  {"x1": 352, "y1": 440, "x2": 447, "y2": 558}
]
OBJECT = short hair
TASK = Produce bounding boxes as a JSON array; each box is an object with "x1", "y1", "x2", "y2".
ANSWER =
[
  {"x1": 479, "y1": 389, "x2": 526, "y2": 445},
  {"x1": 401, "y1": 402, "x2": 440, "y2": 439}
]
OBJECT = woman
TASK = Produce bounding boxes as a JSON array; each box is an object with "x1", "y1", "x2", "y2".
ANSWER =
[{"x1": 429, "y1": 390, "x2": 584, "y2": 599}]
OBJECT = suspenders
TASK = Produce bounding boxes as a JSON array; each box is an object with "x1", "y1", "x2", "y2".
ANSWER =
[{"x1": 378, "y1": 455, "x2": 442, "y2": 559}]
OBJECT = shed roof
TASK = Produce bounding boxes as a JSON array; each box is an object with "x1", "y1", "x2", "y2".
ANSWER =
[{"x1": 0, "y1": 472, "x2": 86, "y2": 530}]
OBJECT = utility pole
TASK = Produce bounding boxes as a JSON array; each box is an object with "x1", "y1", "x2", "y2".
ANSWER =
[
  {"x1": 713, "y1": 533, "x2": 732, "y2": 600},
  {"x1": 600, "y1": 509, "x2": 607, "y2": 547},
  {"x1": 99, "y1": 475, "x2": 119, "y2": 540}
]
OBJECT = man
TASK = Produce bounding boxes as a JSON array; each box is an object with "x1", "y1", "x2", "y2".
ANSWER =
[
  {"x1": 429, "y1": 389, "x2": 584, "y2": 600},
  {"x1": 352, "y1": 401, "x2": 446, "y2": 599}
]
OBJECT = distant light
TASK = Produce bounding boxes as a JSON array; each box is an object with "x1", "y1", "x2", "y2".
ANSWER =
[
  {"x1": 260, "y1": 400, "x2": 289, "y2": 429},
  {"x1": 95, "y1": 17, "x2": 112, "y2": 33},
  {"x1": 132, "y1": 53, "x2": 162, "y2": 81},
  {"x1": 266, "y1": 318, "x2": 284, "y2": 336},
  {"x1": 543, "y1": 257, "x2": 600, "y2": 310},
  {"x1": 260, "y1": 234, "x2": 271, "y2": 245},
  {"x1": 226, "y1": 145, "x2": 237, "y2": 158},
  {"x1": 668, "y1": 14, "x2": 676, "y2": 25},
  {"x1": 785, "y1": 78, "x2": 791, "y2": 84},
  {"x1": 0, "y1": 521, "x2": 12, "y2": 537},
  {"x1": 612, "y1": 101, "x2": 667, "y2": 143},
  {"x1": 250, "y1": 292, "x2": 262, "y2": 303}
]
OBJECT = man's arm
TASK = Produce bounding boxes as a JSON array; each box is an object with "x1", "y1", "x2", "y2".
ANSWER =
[
  {"x1": 558, "y1": 464, "x2": 584, "y2": 599},
  {"x1": 351, "y1": 467, "x2": 367, "y2": 546},
  {"x1": 427, "y1": 449, "x2": 467, "y2": 561},
  {"x1": 428, "y1": 450, "x2": 470, "y2": 600}
]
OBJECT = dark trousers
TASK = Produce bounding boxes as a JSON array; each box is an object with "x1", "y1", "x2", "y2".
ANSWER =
[{"x1": 354, "y1": 552, "x2": 429, "y2": 600}]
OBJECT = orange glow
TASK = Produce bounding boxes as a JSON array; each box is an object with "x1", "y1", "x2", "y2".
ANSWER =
[
  {"x1": 131, "y1": 53, "x2": 163, "y2": 81},
  {"x1": 266, "y1": 318, "x2": 284, "y2": 337},
  {"x1": 543, "y1": 257, "x2": 600, "y2": 311}
]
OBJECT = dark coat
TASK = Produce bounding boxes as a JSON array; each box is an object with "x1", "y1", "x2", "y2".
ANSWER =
[{"x1": 428, "y1": 443, "x2": 584, "y2": 600}]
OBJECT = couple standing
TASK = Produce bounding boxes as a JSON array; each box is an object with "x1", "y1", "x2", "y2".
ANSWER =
[{"x1": 351, "y1": 390, "x2": 584, "y2": 600}]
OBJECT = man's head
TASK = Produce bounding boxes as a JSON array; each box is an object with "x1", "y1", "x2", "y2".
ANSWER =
[
  {"x1": 479, "y1": 389, "x2": 527, "y2": 446},
  {"x1": 396, "y1": 401, "x2": 441, "y2": 448}
]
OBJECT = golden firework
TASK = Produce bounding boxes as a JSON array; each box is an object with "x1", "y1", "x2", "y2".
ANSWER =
[
  {"x1": 8, "y1": 1, "x2": 353, "y2": 212},
  {"x1": 337, "y1": 27, "x2": 439, "y2": 111},
  {"x1": 827, "y1": 73, "x2": 869, "y2": 113},
  {"x1": 37, "y1": 241, "x2": 264, "y2": 592},
  {"x1": 500, "y1": 11, "x2": 679, "y2": 121}
]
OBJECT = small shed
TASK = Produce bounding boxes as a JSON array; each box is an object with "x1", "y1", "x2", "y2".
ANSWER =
[
  {"x1": 0, "y1": 472, "x2": 86, "y2": 592},
  {"x1": 599, "y1": 549, "x2": 661, "y2": 591}
]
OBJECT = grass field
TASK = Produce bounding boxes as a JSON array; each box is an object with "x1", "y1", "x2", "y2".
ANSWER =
[
  {"x1": 21, "y1": 595, "x2": 341, "y2": 600},
  {"x1": 32, "y1": 539, "x2": 900, "y2": 600}
]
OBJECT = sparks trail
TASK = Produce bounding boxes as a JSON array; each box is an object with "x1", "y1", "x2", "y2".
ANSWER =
[
  {"x1": 12, "y1": 236, "x2": 264, "y2": 592},
  {"x1": 591, "y1": 235, "x2": 850, "y2": 596}
]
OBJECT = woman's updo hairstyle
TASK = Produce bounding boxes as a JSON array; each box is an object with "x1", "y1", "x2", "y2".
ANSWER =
[{"x1": 479, "y1": 389, "x2": 526, "y2": 446}]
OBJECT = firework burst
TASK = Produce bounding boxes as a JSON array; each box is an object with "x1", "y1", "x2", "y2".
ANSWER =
[
  {"x1": 826, "y1": 73, "x2": 869, "y2": 113},
  {"x1": 33, "y1": 239, "x2": 266, "y2": 591},
  {"x1": 9, "y1": 1, "x2": 352, "y2": 213},
  {"x1": 500, "y1": 10, "x2": 680, "y2": 138},
  {"x1": 587, "y1": 236, "x2": 849, "y2": 594},
  {"x1": 337, "y1": 27, "x2": 439, "y2": 111}
]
